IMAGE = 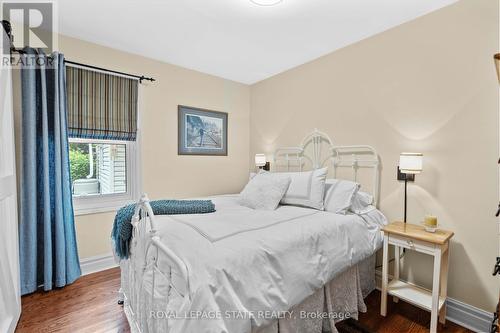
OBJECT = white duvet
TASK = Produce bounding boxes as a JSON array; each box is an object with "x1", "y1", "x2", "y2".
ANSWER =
[{"x1": 141, "y1": 195, "x2": 386, "y2": 333}]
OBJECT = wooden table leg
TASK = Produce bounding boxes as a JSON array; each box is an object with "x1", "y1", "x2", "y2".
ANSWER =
[
  {"x1": 430, "y1": 247, "x2": 442, "y2": 333},
  {"x1": 393, "y1": 244, "x2": 400, "y2": 303},
  {"x1": 439, "y1": 244, "x2": 450, "y2": 325},
  {"x1": 381, "y1": 233, "x2": 389, "y2": 316}
]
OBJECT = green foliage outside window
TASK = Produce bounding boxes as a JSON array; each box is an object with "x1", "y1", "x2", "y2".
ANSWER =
[{"x1": 69, "y1": 147, "x2": 90, "y2": 182}]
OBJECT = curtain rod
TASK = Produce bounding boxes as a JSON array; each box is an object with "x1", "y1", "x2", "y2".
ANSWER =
[
  {"x1": 64, "y1": 60, "x2": 155, "y2": 83},
  {"x1": 11, "y1": 50, "x2": 156, "y2": 83},
  {"x1": 1, "y1": 20, "x2": 155, "y2": 83}
]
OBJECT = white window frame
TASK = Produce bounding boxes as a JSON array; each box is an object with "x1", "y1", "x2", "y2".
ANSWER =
[{"x1": 70, "y1": 137, "x2": 141, "y2": 216}]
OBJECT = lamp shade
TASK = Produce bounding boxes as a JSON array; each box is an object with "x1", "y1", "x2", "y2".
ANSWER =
[
  {"x1": 399, "y1": 152, "x2": 423, "y2": 174},
  {"x1": 255, "y1": 154, "x2": 266, "y2": 167}
]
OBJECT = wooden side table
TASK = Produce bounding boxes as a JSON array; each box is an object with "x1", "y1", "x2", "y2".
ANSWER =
[{"x1": 380, "y1": 221, "x2": 454, "y2": 333}]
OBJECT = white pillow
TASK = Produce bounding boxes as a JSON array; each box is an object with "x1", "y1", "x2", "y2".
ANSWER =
[
  {"x1": 276, "y1": 167, "x2": 328, "y2": 210},
  {"x1": 238, "y1": 172, "x2": 291, "y2": 210},
  {"x1": 323, "y1": 179, "x2": 360, "y2": 214},
  {"x1": 350, "y1": 191, "x2": 376, "y2": 214}
]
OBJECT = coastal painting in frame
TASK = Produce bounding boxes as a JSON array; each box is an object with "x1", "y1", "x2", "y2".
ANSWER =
[{"x1": 178, "y1": 105, "x2": 228, "y2": 156}]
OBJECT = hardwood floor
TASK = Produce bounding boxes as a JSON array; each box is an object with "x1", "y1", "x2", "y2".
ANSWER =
[
  {"x1": 17, "y1": 268, "x2": 472, "y2": 333},
  {"x1": 17, "y1": 268, "x2": 130, "y2": 333},
  {"x1": 359, "y1": 291, "x2": 473, "y2": 333}
]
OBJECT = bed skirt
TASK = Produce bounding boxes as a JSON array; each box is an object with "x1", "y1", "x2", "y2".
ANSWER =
[
  {"x1": 255, "y1": 254, "x2": 375, "y2": 333},
  {"x1": 120, "y1": 254, "x2": 376, "y2": 333}
]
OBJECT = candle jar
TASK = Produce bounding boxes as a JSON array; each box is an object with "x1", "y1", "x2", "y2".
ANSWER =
[{"x1": 423, "y1": 215, "x2": 438, "y2": 233}]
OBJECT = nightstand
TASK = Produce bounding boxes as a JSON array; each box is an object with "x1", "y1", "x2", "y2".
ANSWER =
[{"x1": 380, "y1": 221, "x2": 454, "y2": 333}]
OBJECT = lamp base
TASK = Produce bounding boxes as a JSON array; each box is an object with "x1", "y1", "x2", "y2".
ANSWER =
[
  {"x1": 397, "y1": 167, "x2": 415, "y2": 182},
  {"x1": 258, "y1": 162, "x2": 270, "y2": 171}
]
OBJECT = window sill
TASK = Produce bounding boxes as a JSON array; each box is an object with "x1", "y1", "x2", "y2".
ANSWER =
[
  {"x1": 74, "y1": 204, "x2": 126, "y2": 216},
  {"x1": 73, "y1": 195, "x2": 136, "y2": 216}
]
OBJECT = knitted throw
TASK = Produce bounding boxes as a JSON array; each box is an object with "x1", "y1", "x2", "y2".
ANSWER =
[{"x1": 111, "y1": 199, "x2": 215, "y2": 259}]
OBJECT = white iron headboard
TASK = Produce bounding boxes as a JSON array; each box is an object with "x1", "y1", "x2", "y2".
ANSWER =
[{"x1": 273, "y1": 129, "x2": 381, "y2": 206}]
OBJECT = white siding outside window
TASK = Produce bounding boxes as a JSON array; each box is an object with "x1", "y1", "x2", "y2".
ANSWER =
[{"x1": 97, "y1": 144, "x2": 127, "y2": 194}]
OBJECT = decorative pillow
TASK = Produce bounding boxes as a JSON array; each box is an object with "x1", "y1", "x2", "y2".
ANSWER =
[
  {"x1": 350, "y1": 191, "x2": 376, "y2": 214},
  {"x1": 275, "y1": 167, "x2": 328, "y2": 210},
  {"x1": 238, "y1": 172, "x2": 291, "y2": 210},
  {"x1": 323, "y1": 179, "x2": 360, "y2": 214}
]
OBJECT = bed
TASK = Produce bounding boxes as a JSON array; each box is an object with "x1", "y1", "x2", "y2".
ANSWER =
[{"x1": 118, "y1": 129, "x2": 386, "y2": 333}]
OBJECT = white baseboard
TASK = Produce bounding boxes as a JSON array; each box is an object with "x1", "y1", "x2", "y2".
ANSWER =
[
  {"x1": 375, "y1": 270, "x2": 493, "y2": 333},
  {"x1": 80, "y1": 253, "x2": 118, "y2": 276},
  {"x1": 446, "y1": 297, "x2": 494, "y2": 333}
]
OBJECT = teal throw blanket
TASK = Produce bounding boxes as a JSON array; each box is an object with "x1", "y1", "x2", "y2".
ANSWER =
[{"x1": 112, "y1": 199, "x2": 215, "y2": 259}]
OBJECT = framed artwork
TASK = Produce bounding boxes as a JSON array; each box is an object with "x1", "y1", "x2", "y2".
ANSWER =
[{"x1": 178, "y1": 105, "x2": 228, "y2": 156}]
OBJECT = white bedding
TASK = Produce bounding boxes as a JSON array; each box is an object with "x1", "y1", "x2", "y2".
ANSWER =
[{"x1": 141, "y1": 195, "x2": 386, "y2": 333}]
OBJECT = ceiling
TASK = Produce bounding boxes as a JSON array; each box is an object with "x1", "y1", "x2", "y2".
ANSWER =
[{"x1": 58, "y1": 0, "x2": 458, "y2": 84}]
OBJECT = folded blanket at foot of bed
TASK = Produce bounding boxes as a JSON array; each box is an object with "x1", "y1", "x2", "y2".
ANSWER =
[{"x1": 111, "y1": 199, "x2": 216, "y2": 259}]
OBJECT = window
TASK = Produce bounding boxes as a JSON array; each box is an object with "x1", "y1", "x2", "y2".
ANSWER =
[
  {"x1": 69, "y1": 138, "x2": 139, "y2": 215},
  {"x1": 66, "y1": 66, "x2": 140, "y2": 215},
  {"x1": 70, "y1": 141, "x2": 127, "y2": 196}
]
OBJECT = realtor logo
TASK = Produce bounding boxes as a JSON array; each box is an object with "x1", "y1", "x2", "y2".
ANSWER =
[{"x1": 1, "y1": 1, "x2": 56, "y2": 54}]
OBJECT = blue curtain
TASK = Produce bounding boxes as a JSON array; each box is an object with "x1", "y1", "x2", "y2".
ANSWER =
[{"x1": 19, "y1": 49, "x2": 81, "y2": 295}]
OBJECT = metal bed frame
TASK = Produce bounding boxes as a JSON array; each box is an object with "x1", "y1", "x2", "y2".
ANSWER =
[{"x1": 119, "y1": 129, "x2": 380, "y2": 333}]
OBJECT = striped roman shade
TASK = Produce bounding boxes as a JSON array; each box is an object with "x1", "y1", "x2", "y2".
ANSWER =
[{"x1": 66, "y1": 66, "x2": 138, "y2": 141}]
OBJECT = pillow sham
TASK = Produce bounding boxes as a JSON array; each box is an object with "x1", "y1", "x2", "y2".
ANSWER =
[
  {"x1": 323, "y1": 179, "x2": 360, "y2": 214},
  {"x1": 275, "y1": 167, "x2": 328, "y2": 210},
  {"x1": 350, "y1": 191, "x2": 375, "y2": 214},
  {"x1": 238, "y1": 172, "x2": 291, "y2": 210}
]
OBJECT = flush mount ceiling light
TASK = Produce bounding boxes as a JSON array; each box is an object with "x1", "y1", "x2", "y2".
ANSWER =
[{"x1": 250, "y1": 0, "x2": 283, "y2": 6}]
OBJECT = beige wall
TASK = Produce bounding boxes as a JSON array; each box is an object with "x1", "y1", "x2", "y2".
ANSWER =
[
  {"x1": 249, "y1": 0, "x2": 498, "y2": 312},
  {"x1": 13, "y1": 35, "x2": 251, "y2": 259}
]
